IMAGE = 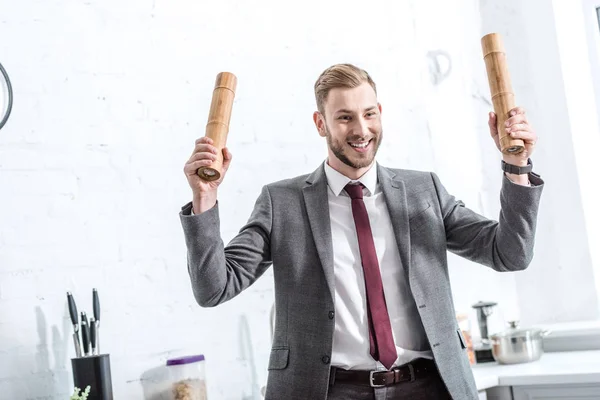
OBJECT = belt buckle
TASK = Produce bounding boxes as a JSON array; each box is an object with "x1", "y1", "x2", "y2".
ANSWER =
[{"x1": 369, "y1": 370, "x2": 386, "y2": 388}]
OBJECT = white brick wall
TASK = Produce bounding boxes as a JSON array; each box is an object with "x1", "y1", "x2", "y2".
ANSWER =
[{"x1": 0, "y1": 0, "x2": 597, "y2": 398}]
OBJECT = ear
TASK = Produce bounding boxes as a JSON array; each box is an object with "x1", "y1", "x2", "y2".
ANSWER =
[
  {"x1": 378, "y1": 103, "x2": 382, "y2": 114},
  {"x1": 313, "y1": 111, "x2": 327, "y2": 138}
]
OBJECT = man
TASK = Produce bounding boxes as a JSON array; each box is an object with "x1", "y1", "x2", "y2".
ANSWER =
[{"x1": 180, "y1": 63, "x2": 543, "y2": 399}]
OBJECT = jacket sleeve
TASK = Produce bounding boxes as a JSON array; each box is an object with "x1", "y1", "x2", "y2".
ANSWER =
[
  {"x1": 431, "y1": 171, "x2": 544, "y2": 271},
  {"x1": 179, "y1": 185, "x2": 273, "y2": 307}
]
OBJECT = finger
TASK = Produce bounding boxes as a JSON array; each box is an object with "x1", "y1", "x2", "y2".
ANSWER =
[
  {"x1": 192, "y1": 143, "x2": 219, "y2": 156},
  {"x1": 223, "y1": 147, "x2": 233, "y2": 162},
  {"x1": 488, "y1": 112, "x2": 498, "y2": 136},
  {"x1": 188, "y1": 151, "x2": 218, "y2": 163},
  {"x1": 509, "y1": 107, "x2": 526, "y2": 117},
  {"x1": 504, "y1": 114, "x2": 528, "y2": 128},
  {"x1": 184, "y1": 159, "x2": 215, "y2": 176},
  {"x1": 195, "y1": 137, "x2": 213, "y2": 145},
  {"x1": 222, "y1": 147, "x2": 233, "y2": 173},
  {"x1": 505, "y1": 123, "x2": 529, "y2": 133},
  {"x1": 508, "y1": 130, "x2": 537, "y2": 143}
]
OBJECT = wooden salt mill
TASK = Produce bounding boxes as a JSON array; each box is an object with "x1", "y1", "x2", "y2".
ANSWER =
[
  {"x1": 197, "y1": 72, "x2": 237, "y2": 181},
  {"x1": 481, "y1": 33, "x2": 524, "y2": 155}
]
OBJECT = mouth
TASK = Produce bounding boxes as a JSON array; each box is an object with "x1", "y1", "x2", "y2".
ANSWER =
[{"x1": 348, "y1": 139, "x2": 373, "y2": 153}]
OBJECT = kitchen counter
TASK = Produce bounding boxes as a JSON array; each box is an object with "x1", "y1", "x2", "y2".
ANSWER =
[{"x1": 471, "y1": 350, "x2": 600, "y2": 391}]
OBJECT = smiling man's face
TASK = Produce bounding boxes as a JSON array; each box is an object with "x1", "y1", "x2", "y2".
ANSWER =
[{"x1": 313, "y1": 82, "x2": 383, "y2": 179}]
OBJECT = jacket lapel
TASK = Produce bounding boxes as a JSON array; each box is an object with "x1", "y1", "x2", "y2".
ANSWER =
[
  {"x1": 302, "y1": 163, "x2": 335, "y2": 303},
  {"x1": 377, "y1": 165, "x2": 412, "y2": 274}
]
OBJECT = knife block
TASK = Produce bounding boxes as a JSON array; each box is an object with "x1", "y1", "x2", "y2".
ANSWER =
[{"x1": 71, "y1": 354, "x2": 113, "y2": 400}]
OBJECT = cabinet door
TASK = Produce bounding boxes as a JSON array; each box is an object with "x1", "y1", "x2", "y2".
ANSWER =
[
  {"x1": 513, "y1": 383, "x2": 600, "y2": 399},
  {"x1": 487, "y1": 386, "x2": 513, "y2": 400}
]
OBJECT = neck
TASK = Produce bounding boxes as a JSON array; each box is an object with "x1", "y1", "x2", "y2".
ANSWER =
[{"x1": 326, "y1": 157, "x2": 374, "y2": 180}]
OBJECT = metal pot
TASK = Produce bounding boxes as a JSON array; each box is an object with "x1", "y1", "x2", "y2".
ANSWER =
[{"x1": 489, "y1": 321, "x2": 551, "y2": 364}]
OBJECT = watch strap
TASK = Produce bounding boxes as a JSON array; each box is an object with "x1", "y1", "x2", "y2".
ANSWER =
[{"x1": 501, "y1": 158, "x2": 533, "y2": 175}]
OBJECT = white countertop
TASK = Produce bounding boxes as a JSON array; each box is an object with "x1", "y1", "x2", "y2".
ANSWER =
[{"x1": 472, "y1": 350, "x2": 600, "y2": 391}]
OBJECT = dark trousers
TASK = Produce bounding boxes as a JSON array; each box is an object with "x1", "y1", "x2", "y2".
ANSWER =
[{"x1": 327, "y1": 362, "x2": 452, "y2": 400}]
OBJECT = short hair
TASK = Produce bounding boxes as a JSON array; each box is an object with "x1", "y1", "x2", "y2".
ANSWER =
[{"x1": 314, "y1": 63, "x2": 377, "y2": 115}]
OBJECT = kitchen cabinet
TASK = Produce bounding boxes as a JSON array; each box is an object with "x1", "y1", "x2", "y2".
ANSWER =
[
  {"x1": 486, "y1": 386, "x2": 512, "y2": 400},
  {"x1": 473, "y1": 350, "x2": 600, "y2": 400},
  {"x1": 487, "y1": 383, "x2": 600, "y2": 399}
]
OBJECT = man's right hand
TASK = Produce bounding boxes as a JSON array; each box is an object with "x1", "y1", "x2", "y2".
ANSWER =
[{"x1": 183, "y1": 137, "x2": 233, "y2": 214}]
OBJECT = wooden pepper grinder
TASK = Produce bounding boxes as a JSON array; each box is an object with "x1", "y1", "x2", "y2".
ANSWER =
[
  {"x1": 197, "y1": 72, "x2": 237, "y2": 181},
  {"x1": 481, "y1": 33, "x2": 524, "y2": 155}
]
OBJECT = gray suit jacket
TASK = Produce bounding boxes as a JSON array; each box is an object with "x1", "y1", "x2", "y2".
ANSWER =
[{"x1": 179, "y1": 162, "x2": 544, "y2": 400}]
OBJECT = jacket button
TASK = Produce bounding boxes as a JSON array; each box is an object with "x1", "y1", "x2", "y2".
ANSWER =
[
  {"x1": 328, "y1": 311, "x2": 335, "y2": 319},
  {"x1": 322, "y1": 355, "x2": 330, "y2": 364}
]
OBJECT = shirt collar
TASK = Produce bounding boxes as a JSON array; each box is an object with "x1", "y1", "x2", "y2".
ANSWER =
[{"x1": 323, "y1": 160, "x2": 378, "y2": 197}]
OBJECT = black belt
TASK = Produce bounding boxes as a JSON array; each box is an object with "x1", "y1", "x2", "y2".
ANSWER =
[{"x1": 330, "y1": 358, "x2": 437, "y2": 388}]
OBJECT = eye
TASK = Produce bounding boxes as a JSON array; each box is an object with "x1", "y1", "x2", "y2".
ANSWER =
[
  {"x1": 366, "y1": 111, "x2": 376, "y2": 117},
  {"x1": 338, "y1": 115, "x2": 351, "y2": 121}
]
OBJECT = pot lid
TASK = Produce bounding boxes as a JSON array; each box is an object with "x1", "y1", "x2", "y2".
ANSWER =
[
  {"x1": 472, "y1": 301, "x2": 497, "y2": 309},
  {"x1": 489, "y1": 320, "x2": 544, "y2": 339}
]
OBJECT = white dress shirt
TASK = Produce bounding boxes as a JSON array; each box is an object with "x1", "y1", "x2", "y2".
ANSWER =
[{"x1": 324, "y1": 162, "x2": 433, "y2": 371}]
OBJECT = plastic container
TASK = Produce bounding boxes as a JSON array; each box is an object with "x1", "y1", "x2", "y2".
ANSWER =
[
  {"x1": 456, "y1": 313, "x2": 475, "y2": 365},
  {"x1": 166, "y1": 354, "x2": 207, "y2": 400}
]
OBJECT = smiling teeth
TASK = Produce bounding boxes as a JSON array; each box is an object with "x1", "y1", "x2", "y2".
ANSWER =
[{"x1": 350, "y1": 142, "x2": 369, "y2": 148}]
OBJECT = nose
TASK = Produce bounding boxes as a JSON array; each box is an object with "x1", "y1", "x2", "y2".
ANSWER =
[{"x1": 353, "y1": 116, "x2": 370, "y2": 137}]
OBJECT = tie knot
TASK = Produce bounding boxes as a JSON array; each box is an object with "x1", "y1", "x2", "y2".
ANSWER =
[{"x1": 345, "y1": 183, "x2": 364, "y2": 199}]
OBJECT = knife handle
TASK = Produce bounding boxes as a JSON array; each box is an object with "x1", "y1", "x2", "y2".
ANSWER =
[
  {"x1": 93, "y1": 288, "x2": 100, "y2": 322},
  {"x1": 67, "y1": 292, "x2": 78, "y2": 328},
  {"x1": 95, "y1": 320, "x2": 100, "y2": 354},
  {"x1": 81, "y1": 320, "x2": 90, "y2": 356},
  {"x1": 90, "y1": 318, "x2": 97, "y2": 355}
]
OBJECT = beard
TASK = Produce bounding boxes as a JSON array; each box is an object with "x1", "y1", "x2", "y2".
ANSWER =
[{"x1": 325, "y1": 127, "x2": 383, "y2": 170}]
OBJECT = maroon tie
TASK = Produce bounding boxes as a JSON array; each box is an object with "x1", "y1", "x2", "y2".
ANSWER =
[{"x1": 345, "y1": 183, "x2": 397, "y2": 370}]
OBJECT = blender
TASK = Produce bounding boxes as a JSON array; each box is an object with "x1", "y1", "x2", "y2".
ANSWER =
[{"x1": 472, "y1": 301, "x2": 498, "y2": 363}]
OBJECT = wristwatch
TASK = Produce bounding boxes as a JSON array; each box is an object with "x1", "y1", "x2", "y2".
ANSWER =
[{"x1": 501, "y1": 158, "x2": 533, "y2": 175}]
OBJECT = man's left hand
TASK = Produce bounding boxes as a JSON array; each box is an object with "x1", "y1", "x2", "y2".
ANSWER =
[{"x1": 488, "y1": 106, "x2": 537, "y2": 166}]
